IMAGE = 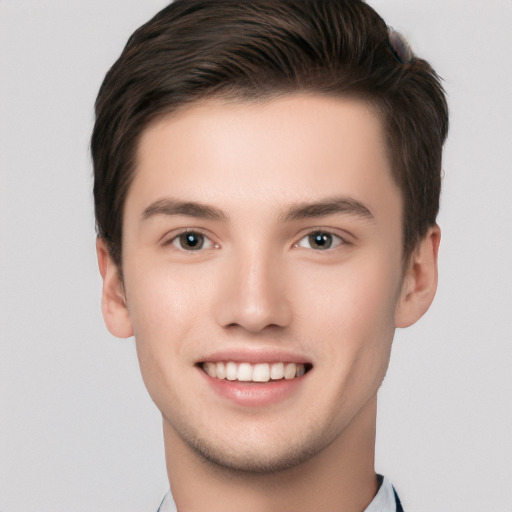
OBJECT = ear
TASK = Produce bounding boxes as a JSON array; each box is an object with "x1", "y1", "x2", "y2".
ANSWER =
[
  {"x1": 96, "y1": 238, "x2": 133, "y2": 338},
  {"x1": 395, "y1": 225, "x2": 441, "y2": 328}
]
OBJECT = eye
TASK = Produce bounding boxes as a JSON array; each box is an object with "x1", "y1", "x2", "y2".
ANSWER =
[
  {"x1": 170, "y1": 231, "x2": 216, "y2": 251},
  {"x1": 296, "y1": 231, "x2": 344, "y2": 250}
]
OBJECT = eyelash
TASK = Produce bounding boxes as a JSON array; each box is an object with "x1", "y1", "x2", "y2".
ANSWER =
[
  {"x1": 164, "y1": 228, "x2": 348, "y2": 253},
  {"x1": 165, "y1": 230, "x2": 218, "y2": 251},
  {"x1": 294, "y1": 231, "x2": 347, "y2": 251}
]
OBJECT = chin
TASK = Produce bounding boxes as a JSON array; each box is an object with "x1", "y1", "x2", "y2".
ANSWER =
[{"x1": 174, "y1": 421, "x2": 334, "y2": 475}]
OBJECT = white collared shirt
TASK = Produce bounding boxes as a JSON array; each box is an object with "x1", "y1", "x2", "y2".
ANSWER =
[{"x1": 157, "y1": 475, "x2": 399, "y2": 512}]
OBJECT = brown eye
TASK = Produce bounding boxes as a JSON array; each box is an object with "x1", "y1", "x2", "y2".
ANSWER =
[
  {"x1": 297, "y1": 231, "x2": 343, "y2": 251},
  {"x1": 173, "y1": 232, "x2": 206, "y2": 250},
  {"x1": 310, "y1": 232, "x2": 333, "y2": 249}
]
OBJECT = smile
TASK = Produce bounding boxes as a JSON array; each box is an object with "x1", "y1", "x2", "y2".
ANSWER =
[{"x1": 201, "y1": 361, "x2": 310, "y2": 383}]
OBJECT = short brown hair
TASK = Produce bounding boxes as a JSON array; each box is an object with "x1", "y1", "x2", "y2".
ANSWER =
[{"x1": 92, "y1": 0, "x2": 448, "y2": 267}]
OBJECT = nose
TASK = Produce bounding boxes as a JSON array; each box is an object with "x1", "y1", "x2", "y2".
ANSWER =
[{"x1": 213, "y1": 249, "x2": 292, "y2": 333}]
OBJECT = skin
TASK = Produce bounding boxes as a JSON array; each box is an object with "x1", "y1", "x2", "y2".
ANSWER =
[{"x1": 97, "y1": 95, "x2": 440, "y2": 512}]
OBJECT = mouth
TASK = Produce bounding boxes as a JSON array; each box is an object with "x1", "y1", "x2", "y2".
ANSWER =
[{"x1": 199, "y1": 361, "x2": 312, "y2": 383}]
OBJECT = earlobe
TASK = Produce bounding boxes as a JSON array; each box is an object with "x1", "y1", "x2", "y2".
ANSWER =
[
  {"x1": 395, "y1": 225, "x2": 441, "y2": 328},
  {"x1": 96, "y1": 238, "x2": 134, "y2": 338}
]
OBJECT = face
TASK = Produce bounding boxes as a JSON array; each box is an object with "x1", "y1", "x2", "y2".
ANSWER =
[{"x1": 108, "y1": 95, "x2": 411, "y2": 473}]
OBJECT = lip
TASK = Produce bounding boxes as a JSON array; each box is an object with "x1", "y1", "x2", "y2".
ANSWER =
[
  {"x1": 196, "y1": 348, "x2": 312, "y2": 365},
  {"x1": 196, "y1": 348, "x2": 312, "y2": 407},
  {"x1": 198, "y1": 367, "x2": 309, "y2": 407}
]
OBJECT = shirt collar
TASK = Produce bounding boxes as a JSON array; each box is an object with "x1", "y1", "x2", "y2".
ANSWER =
[
  {"x1": 363, "y1": 475, "x2": 398, "y2": 512},
  {"x1": 157, "y1": 475, "x2": 399, "y2": 512}
]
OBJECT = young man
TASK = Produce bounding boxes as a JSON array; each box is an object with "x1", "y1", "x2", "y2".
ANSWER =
[{"x1": 92, "y1": 1, "x2": 448, "y2": 510}]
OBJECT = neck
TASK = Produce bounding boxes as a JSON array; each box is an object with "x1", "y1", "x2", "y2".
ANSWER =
[{"x1": 163, "y1": 396, "x2": 379, "y2": 512}]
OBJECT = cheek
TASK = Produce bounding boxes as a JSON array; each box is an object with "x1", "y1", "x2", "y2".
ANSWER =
[
  {"x1": 123, "y1": 263, "x2": 209, "y2": 369},
  {"x1": 121, "y1": 265, "x2": 204, "y2": 410},
  {"x1": 292, "y1": 254, "x2": 401, "y2": 358},
  {"x1": 126, "y1": 260, "x2": 201, "y2": 325}
]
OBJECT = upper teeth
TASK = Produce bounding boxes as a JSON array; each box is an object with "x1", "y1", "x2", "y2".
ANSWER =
[{"x1": 202, "y1": 361, "x2": 306, "y2": 382}]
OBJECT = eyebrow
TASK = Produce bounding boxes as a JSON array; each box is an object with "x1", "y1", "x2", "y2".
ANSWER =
[
  {"x1": 141, "y1": 196, "x2": 374, "y2": 224},
  {"x1": 280, "y1": 196, "x2": 374, "y2": 222},
  {"x1": 142, "y1": 198, "x2": 229, "y2": 221}
]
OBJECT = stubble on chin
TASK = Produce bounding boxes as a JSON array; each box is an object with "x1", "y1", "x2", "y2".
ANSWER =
[{"x1": 164, "y1": 416, "x2": 341, "y2": 477}]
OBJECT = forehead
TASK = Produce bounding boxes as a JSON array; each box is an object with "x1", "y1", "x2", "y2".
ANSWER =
[{"x1": 127, "y1": 94, "x2": 400, "y2": 220}]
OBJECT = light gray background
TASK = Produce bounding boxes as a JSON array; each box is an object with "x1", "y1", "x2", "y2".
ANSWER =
[{"x1": 1, "y1": 1, "x2": 511, "y2": 511}]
